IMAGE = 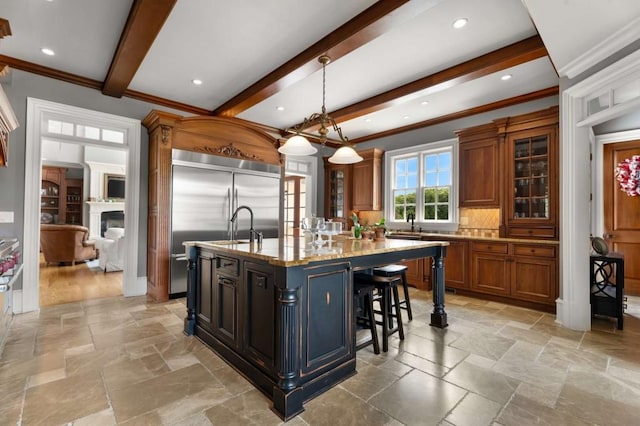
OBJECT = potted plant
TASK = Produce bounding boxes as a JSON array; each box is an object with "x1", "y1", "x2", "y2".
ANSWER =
[
  {"x1": 351, "y1": 212, "x2": 363, "y2": 239},
  {"x1": 373, "y1": 218, "x2": 386, "y2": 241}
]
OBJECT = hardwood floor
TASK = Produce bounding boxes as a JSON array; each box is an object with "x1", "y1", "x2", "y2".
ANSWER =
[{"x1": 39, "y1": 255, "x2": 122, "y2": 307}]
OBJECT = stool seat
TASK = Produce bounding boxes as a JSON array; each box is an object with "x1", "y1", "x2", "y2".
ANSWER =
[
  {"x1": 354, "y1": 272, "x2": 404, "y2": 352},
  {"x1": 373, "y1": 264, "x2": 408, "y2": 275},
  {"x1": 373, "y1": 264, "x2": 413, "y2": 321}
]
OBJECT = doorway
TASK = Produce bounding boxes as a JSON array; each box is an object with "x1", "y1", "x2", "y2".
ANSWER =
[
  {"x1": 601, "y1": 138, "x2": 640, "y2": 296},
  {"x1": 21, "y1": 98, "x2": 143, "y2": 314}
]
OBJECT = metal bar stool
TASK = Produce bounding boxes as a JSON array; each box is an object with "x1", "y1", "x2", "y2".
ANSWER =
[
  {"x1": 373, "y1": 264, "x2": 413, "y2": 321},
  {"x1": 353, "y1": 281, "x2": 380, "y2": 354},
  {"x1": 354, "y1": 272, "x2": 404, "y2": 352}
]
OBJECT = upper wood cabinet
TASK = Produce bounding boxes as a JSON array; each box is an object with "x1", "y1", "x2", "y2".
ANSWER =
[
  {"x1": 323, "y1": 160, "x2": 351, "y2": 224},
  {"x1": 0, "y1": 82, "x2": 19, "y2": 167},
  {"x1": 351, "y1": 148, "x2": 383, "y2": 211},
  {"x1": 496, "y1": 107, "x2": 559, "y2": 240},
  {"x1": 456, "y1": 123, "x2": 500, "y2": 208},
  {"x1": 324, "y1": 148, "x2": 384, "y2": 221}
]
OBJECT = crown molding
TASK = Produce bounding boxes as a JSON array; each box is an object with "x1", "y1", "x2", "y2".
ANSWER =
[{"x1": 559, "y1": 15, "x2": 640, "y2": 79}]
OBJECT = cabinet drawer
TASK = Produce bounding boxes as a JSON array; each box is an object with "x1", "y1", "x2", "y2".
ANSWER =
[
  {"x1": 508, "y1": 226, "x2": 556, "y2": 239},
  {"x1": 513, "y1": 245, "x2": 556, "y2": 258},
  {"x1": 471, "y1": 241, "x2": 508, "y2": 254},
  {"x1": 216, "y1": 256, "x2": 239, "y2": 276}
]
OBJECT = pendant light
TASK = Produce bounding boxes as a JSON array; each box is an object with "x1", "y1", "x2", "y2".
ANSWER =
[{"x1": 279, "y1": 55, "x2": 362, "y2": 164}]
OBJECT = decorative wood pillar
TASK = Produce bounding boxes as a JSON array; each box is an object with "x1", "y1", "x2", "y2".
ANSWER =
[{"x1": 142, "y1": 110, "x2": 282, "y2": 301}]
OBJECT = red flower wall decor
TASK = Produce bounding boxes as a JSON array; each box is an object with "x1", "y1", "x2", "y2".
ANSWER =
[{"x1": 615, "y1": 155, "x2": 640, "y2": 196}]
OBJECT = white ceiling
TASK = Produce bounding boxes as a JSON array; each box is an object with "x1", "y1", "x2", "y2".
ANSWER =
[{"x1": 2, "y1": 0, "x2": 640, "y2": 143}]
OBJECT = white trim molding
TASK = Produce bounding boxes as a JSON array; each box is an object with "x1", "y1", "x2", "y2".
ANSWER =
[
  {"x1": 22, "y1": 98, "x2": 143, "y2": 313},
  {"x1": 557, "y1": 50, "x2": 640, "y2": 331},
  {"x1": 559, "y1": 16, "x2": 640, "y2": 79}
]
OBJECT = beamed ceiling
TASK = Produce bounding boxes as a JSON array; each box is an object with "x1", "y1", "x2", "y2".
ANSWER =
[{"x1": 1, "y1": 0, "x2": 640, "y2": 146}]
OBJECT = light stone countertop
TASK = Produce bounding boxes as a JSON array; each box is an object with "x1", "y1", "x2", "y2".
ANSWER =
[
  {"x1": 388, "y1": 231, "x2": 559, "y2": 245},
  {"x1": 185, "y1": 237, "x2": 449, "y2": 267}
]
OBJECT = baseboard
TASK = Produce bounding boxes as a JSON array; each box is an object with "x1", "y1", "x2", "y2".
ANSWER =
[{"x1": 12, "y1": 289, "x2": 23, "y2": 314}]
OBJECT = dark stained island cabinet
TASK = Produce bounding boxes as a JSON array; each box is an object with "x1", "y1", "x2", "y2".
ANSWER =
[{"x1": 184, "y1": 237, "x2": 448, "y2": 420}]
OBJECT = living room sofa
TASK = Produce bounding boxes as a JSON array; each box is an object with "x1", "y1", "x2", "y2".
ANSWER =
[{"x1": 40, "y1": 224, "x2": 97, "y2": 266}]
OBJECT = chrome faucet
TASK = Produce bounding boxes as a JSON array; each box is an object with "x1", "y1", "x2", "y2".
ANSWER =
[
  {"x1": 230, "y1": 205, "x2": 257, "y2": 243},
  {"x1": 407, "y1": 213, "x2": 415, "y2": 232}
]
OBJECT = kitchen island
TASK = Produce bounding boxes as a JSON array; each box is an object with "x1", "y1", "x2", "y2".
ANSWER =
[{"x1": 183, "y1": 237, "x2": 448, "y2": 420}]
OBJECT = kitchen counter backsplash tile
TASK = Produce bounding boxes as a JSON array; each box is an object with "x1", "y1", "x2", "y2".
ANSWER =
[{"x1": 459, "y1": 207, "x2": 500, "y2": 230}]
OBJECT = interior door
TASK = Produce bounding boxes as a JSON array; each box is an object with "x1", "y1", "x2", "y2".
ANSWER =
[{"x1": 603, "y1": 140, "x2": 640, "y2": 295}]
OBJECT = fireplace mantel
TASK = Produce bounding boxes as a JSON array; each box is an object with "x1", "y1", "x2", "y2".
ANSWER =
[{"x1": 87, "y1": 201, "x2": 124, "y2": 239}]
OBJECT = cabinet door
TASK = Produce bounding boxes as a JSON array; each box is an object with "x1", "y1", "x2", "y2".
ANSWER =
[
  {"x1": 471, "y1": 251, "x2": 510, "y2": 296},
  {"x1": 511, "y1": 244, "x2": 557, "y2": 305},
  {"x1": 506, "y1": 126, "x2": 558, "y2": 239},
  {"x1": 195, "y1": 252, "x2": 215, "y2": 332},
  {"x1": 351, "y1": 148, "x2": 382, "y2": 211},
  {"x1": 302, "y1": 262, "x2": 351, "y2": 375},
  {"x1": 459, "y1": 139, "x2": 499, "y2": 207},
  {"x1": 213, "y1": 269, "x2": 240, "y2": 349},
  {"x1": 324, "y1": 161, "x2": 351, "y2": 223},
  {"x1": 444, "y1": 240, "x2": 468, "y2": 289},
  {"x1": 243, "y1": 261, "x2": 275, "y2": 372},
  {"x1": 398, "y1": 258, "x2": 425, "y2": 290}
]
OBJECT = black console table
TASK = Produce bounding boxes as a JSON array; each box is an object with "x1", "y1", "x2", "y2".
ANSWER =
[{"x1": 590, "y1": 253, "x2": 625, "y2": 330}]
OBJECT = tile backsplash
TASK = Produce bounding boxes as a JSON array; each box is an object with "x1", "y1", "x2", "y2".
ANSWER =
[{"x1": 459, "y1": 208, "x2": 500, "y2": 230}]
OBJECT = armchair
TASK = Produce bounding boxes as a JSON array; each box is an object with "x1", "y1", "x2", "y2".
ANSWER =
[{"x1": 40, "y1": 224, "x2": 97, "y2": 266}]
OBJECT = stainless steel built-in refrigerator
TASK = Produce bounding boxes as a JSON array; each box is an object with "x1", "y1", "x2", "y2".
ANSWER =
[{"x1": 169, "y1": 149, "x2": 281, "y2": 297}]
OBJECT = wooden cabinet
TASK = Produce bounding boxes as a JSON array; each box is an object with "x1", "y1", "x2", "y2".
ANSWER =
[
  {"x1": 195, "y1": 250, "x2": 215, "y2": 332},
  {"x1": 324, "y1": 148, "x2": 383, "y2": 226},
  {"x1": 400, "y1": 257, "x2": 427, "y2": 290},
  {"x1": 212, "y1": 255, "x2": 241, "y2": 350},
  {"x1": 471, "y1": 241, "x2": 557, "y2": 307},
  {"x1": 470, "y1": 241, "x2": 510, "y2": 296},
  {"x1": 442, "y1": 240, "x2": 469, "y2": 290},
  {"x1": 0, "y1": 82, "x2": 18, "y2": 168},
  {"x1": 351, "y1": 148, "x2": 383, "y2": 211},
  {"x1": 244, "y1": 261, "x2": 276, "y2": 371},
  {"x1": 41, "y1": 167, "x2": 84, "y2": 225},
  {"x1": 323, "y1": 160, "x2": 351, "y2": 224},
  {"x1": 64, "y1": 178, "x2": 83, "y2": 225},
  {"x1": 456, "y1": 124, "x2": 500, "y2": 208},
  {"x1": 41, "y1": 166, "x2": 63, "y2": 224},
  {"x1": 496, "y1": 107, "x2": 559, "y2": 240}
]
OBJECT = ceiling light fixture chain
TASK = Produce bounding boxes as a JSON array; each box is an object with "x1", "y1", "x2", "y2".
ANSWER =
[{"x1": 277, "y1": 55, "x2": 362, "y2": 164}]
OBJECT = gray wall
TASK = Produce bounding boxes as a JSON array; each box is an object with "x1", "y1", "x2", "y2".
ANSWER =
[
  {"x1": 316, "y1": 96, "x2": 560, "y2": 214},
  {"x1": 0, "y1": 69, "x2": 185, "y2": 279}
]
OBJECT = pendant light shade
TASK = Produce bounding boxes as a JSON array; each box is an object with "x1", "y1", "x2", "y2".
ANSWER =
[
  {"x1": 278, "y1": 134, "x2": 318, "y2": 156},
  {"x1": 328, "y1": 145, "x2": 363, "y2": 164},
  {"x1": 281, "y1": 55, "x2": 362, "y2": 164}
]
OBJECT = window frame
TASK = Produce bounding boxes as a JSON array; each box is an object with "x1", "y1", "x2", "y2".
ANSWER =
[{"x1": 384, "y1": 138, "x2": 459, "y2": 232}]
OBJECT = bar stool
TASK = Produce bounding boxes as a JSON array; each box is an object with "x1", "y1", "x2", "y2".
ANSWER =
[
  {"x1": 373, "y1": 264, "x2": 413, "y2": 321},
  {"x1": 353, "y1": 281, "x2": 380, "y2": 354},
  {"x1": 354, "y1": 272, "x2": 404, "y2": 352}
]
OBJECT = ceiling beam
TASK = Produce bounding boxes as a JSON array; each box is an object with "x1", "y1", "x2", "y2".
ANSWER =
[
  {"x1": 212, "y1": 0, "x2": 445, "y2": 117},
  {"x1": 316, "y1": 35, "x2": 549, "y2": 128},
  {"x1": 0, "y1": 54, "x2": 209, "y2": 115},
  {"x1": 102, "y1": 0, "x2": 176, "y2": 98},
  {"x1": 351, "y1": 86, "x2": 559, "y2": 144}
]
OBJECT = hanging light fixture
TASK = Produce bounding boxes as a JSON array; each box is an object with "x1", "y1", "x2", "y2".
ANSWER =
[{"x1": 278, "y1": 55, "x2": 363, "y2": 164}]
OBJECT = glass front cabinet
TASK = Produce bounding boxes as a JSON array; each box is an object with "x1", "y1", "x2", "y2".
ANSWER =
[
  {"x1": 505, "y1": 125, "x2": 558, "y2": 239},
  {"x1": 324, "y1": 160, "x2": 351, "y2": 226}
]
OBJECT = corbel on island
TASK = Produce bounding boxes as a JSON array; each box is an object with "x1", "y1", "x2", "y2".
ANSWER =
[{"x1": 183, "y1": 236, "x2": 449, "y2": 420}]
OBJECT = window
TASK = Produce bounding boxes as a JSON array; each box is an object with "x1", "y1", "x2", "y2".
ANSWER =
[
  {"x1": 385, "y1": 139, "x2": 457, "y2": 231},
  {"x1": 45, "y1": 119, "x2": 125, "y2": 144}
]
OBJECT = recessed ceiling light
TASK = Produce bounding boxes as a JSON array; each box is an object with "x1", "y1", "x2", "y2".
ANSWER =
[
  {"x1": 364, "y1": 118, "x2": 372, "y2": 123},
  {"x1": 452, "y1": 18, "x2": 468, "y2": 29},
  {"x1": 421, "y1": 101, "x2": 429, "y2": 106},
  {"x1": 276, "y1": 106, "x2": 285, "y2": 111},
  {"x1": 41, "y1": 47, "x2": 55, "y2": 56},
  {"x1": 403, "y1": 115, "x2": 410, "y2": 120},
  {"x1": 191, "y1": 79, "x2": 203, "y2": 85},
  {"x1": 501, "y1": 74, "x2": 512, "y2": 81}
]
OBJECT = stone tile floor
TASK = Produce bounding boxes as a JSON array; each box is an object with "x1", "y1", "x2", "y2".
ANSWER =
[{"x1": 1, "y1": 290, "x2": 639, "y2": 425}]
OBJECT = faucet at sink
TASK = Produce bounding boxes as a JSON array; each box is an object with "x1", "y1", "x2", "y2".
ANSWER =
[
  {"x1": 230, "y1": 205, "x2": 257, "y2": 243},
  {"x1": 407, "y1": 213, "x2": 415, "y2": 232}
]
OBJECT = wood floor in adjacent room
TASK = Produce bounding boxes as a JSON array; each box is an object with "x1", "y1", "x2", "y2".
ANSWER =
[{"x1": 39, "y1": 255, "x2": 122, "y2": 307}]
